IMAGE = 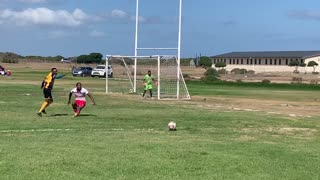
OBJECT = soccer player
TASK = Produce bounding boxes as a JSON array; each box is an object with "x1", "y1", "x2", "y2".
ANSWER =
[
  {"x1": 68, "y1": 82, "x2": 96, "y2": 117},
  {"x1": 142, "y1": 70, "x2": 158, "y2": 99},
  {"x1": 37, "y1": 68, "x2": 65, "y2": 117}
]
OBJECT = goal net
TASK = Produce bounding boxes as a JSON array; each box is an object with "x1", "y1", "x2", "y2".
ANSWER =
[{"x1": 105, "y1": 55, "x2": 190, "y2": 100}]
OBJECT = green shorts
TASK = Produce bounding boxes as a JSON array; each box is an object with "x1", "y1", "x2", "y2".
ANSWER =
[{"x1": 144, "y1": 84, "x2": 152, "y2": 90}]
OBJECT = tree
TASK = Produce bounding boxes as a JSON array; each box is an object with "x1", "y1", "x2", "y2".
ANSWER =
[
  {"x1": 76, "y1": 53, "x2": 103, "y2": 64},
  {"x1": 288, "y1": 60, "x2": 300, "y2": 73},
  {"x1": 307, "y1": 61, "x2": 318, "y2": 73},
  {"x1": 88, "y1": 53, "x2": 103, "y2": 64},
  {"x1": 215, "y1": 61, "x2": 226, "y2": 69},
  {"x1": 76, "y1": 55, "x2": 88, "y2": 64},
  {"x1": 199, "y1": 56, "x2": 212, "y2": 68}
]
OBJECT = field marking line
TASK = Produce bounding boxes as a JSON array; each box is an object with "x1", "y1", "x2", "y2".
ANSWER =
[{"x1": 0, "y1": 128, "x2": 74, "y2": 133}]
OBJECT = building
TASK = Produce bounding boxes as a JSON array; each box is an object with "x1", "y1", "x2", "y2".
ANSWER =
[{"x1": 211, "y1": 51, "x2": 320, "y2": 72}]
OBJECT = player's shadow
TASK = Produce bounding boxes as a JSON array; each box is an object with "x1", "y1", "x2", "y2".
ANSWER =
[
  {"x1": 76, "y1": 114, "x2": 97, "y2": 117},
  {"x1": 49, "y1": 114, "x2": 69, "y2": 117},
  {"x1": 49, "y1": 114, "x2": 97, "y2": 117}
]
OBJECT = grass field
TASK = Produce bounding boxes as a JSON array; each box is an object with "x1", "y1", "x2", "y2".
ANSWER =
[{"x1": 0, "y1": 65, "x2": 320, "y2": 179}]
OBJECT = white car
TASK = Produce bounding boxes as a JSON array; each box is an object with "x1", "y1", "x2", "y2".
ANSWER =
[{"x1": 91, "y1": 65, "x2": 113, "y2": 78}]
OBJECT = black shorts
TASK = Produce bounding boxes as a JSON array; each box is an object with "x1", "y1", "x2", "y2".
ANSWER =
[{"x1": 43, "y1": 88, "x2": 53, "y2": 99}]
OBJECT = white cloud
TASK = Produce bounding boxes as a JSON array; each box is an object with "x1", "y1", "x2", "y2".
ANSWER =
[
  {"x1": 111, "y1": 9, "x2": 127, "y2": 18},
  {"x1": 101, "y1": 9, "x2": 146, "y2": 23},
  {"x1": 0, "y1": 7, "x2": 90, "y2": 27}
]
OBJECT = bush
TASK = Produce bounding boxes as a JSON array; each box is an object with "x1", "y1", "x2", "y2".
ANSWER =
[
  {"x1": 231, "y1": 68, "x2": 247, "y2": 74},
  {"x1": 261, "y1": 79, "x2": 271, "y2": 84},
  {"x1": 291, "y1": 77, "x2": 303, "y2": 84},
  {"x1": 201, "y1": 68, "x2": 219, "y2": 82},
  {"x1": 310, "y1": 80, "x2": 318, "y2": 84},
  {"x1": 312, "y1": 72, "x2": 319, "y2": 74},
  {"x1": 2, "y1": 59, "x2": 19, "y2": 63},
  {"x1": 215, "y1": 61, "x2": 226, "y2": 68},
  {"x1": 204, "y1": 68, "x2": 219, "y2": 77},
  {"x1": 236, "y1": 79, "x2": 243, "y2": 83},
  {"x1": 217, "y1": 69, "x2": 228, "y2": 75},
  {"x1": 201, "y1": 75, "x2": 219, "y2": 81}
]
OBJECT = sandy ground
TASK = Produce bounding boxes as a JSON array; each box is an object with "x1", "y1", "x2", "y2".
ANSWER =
[{"x1": 189, "y1": 96, "x2": 318, "y2": 118}]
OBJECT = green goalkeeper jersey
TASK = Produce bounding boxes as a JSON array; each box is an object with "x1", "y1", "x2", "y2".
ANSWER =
[{"x1": 144, "y1": 74, "x2": 154, "y2": 84}]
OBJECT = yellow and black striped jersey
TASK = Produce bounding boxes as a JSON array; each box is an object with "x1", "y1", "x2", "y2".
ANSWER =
[{"x1": 42, "y1": 72, "x2": 56, "y2": 89}]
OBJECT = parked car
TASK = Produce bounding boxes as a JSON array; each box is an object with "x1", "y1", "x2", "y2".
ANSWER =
[
  {"x1": 91, "y1": 65, "x2": 113, "y2": 78},
  {"x1": 61, "y1": 58, "x2": 72, "y2": 63},
  {"x1": 72, "y1": 67, "x2": 93, "y2": 77}
]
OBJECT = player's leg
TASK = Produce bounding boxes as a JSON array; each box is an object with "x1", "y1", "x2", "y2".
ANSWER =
[
  {"x1": 77, "y1": 101, "x2": 86, "y2": 116},
  {"x1": 72, "y1": 101, "x2": 77, "y2": 112},
  {"x1": 147, "y1": 84, "x2": 153, "y2": 98},
  {"x1": 38, "y1": 89, "x2": 52, "y2": 116},
  {"x1": 42, "y1": 89, "x2": 53, "y2": 111},
  {"x1": 142, "y1": 84, "x2": 148, "y2": 97},
  {"x1": 73, "y1": 100, "x2": 86, "y2": 117},
  {"x1": 72, "y1": 100, "x2": 79, "y2": 116}
]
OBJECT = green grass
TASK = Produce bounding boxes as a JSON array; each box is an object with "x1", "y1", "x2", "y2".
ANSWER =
[
  {"x1": 0, "y1": 72, "x2": 320, "y2": 179},
  {"x1": 187, "y1": 80, "x2": 320, "y2": 101}
]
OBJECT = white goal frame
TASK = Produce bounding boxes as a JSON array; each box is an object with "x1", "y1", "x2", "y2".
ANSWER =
[
  {"x1": 133, "y1": 0, "x2": 183, "y2": 96},
  {"x1": 104, "y1": 0, "x2": 188, "y2": 100},
  {"x1": 105, "y1": 55, "x2": 190, "y2": 100}
]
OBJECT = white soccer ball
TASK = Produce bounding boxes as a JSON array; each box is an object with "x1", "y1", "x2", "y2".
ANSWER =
[{"x1": 168, "y1": 121, "x2": 176, "y2": 131}]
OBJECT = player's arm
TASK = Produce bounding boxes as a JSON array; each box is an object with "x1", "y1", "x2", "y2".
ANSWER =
[
  {"x1": 55, "y1": 74, "x2": 66, "y2": 79},
  {"x1": 87, "y1": 93, "x2": 96, "y2": 105},
  {"x1": 41, "y1": 75, "x2": 48, "y2": 89},
  {"x1": 67, "y1": 92, "x2": 72, "y2": 104},
  {"x1": 40, "y1": 80, "x2": 45, "y2": 89},
  {"x1": 143, "y1": 76, "x2": 147, "y2": 86},
  {"x1": 152, "y1": 77, "x2": 158, "y2": 86}
]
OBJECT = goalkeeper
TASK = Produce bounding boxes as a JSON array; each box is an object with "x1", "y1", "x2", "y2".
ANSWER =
[{"x1": 142, "y1": 70, "x2": 157, "y2": 99}]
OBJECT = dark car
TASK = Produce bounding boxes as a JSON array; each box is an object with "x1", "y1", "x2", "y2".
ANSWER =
[{"x1": 72, "y1": 67, "x2": 93, "y2": 77}]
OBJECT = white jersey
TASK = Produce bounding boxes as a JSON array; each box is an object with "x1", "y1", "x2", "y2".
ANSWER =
[{"x1": 70, "y1": 87, "x2": 89, "y2": 101}]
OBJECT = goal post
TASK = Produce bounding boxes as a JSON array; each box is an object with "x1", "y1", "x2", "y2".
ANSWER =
[{"x1": 105, "y1": 55, "x2": 190, "y2": 100}]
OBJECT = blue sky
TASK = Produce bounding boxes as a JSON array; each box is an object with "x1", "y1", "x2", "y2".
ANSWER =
[{"x1": 1, "y1": 0, "x2": 320, "y2": 58}]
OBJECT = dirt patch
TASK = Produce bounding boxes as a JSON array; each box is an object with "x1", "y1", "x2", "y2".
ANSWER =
[{"x1": 185, "y1": 96, "x2": 320, "y2": 118}]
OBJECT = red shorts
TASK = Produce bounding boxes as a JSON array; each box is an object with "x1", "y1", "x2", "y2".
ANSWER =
[{"x1": 74, "y1": 100, "x2": 86, "y2": 108}]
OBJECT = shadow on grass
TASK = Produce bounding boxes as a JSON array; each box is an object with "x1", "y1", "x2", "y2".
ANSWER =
[
  {"x1": 76, "y1": 114, "x2": 97, "y2": 117},
  {"x1": 49, "y1": 114, "x2": 69, "y2": 117},
  {"x1": 49, "y1": 114, "x2": 97, "y2": 117}
]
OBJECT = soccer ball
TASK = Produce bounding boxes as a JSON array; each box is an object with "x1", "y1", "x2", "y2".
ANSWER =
[{"x1": 168, "y1": 121, "x2": 176, "y2": 131}]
